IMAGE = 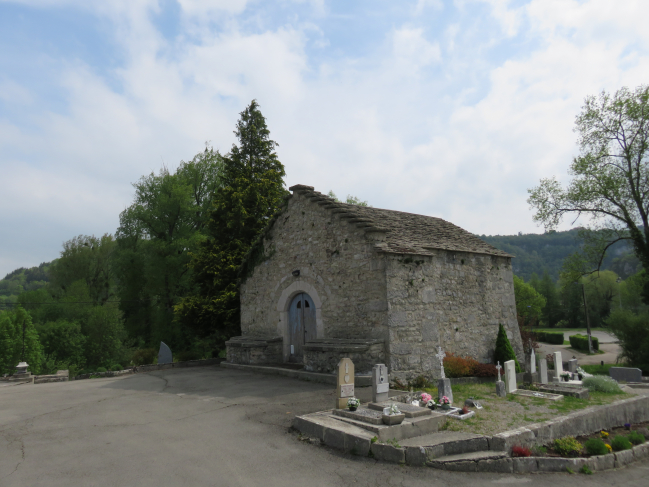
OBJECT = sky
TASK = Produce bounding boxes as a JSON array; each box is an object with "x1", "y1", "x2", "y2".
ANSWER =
[{"x1": 1, "y1": 0, "x2": 648, "y2": 278}]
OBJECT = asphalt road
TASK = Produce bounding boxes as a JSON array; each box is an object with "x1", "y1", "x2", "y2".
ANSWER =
[{"x1": 1, "y1": 366, "x2": 647, "y2": 487}]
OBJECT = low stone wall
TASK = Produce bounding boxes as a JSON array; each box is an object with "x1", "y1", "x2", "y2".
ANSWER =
[
  {"x1": 303, "y1": 339, "x2": 385, "y2": 374},
  {"x1": 226, "y1": 336, "x2": 283, "y2": 365}
]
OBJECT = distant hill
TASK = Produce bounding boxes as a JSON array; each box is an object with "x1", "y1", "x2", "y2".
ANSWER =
[
  {"x1": 0, "y1": 262, "x2": 52, "y2": 308},
  {"x1": 480, "y1": 229, "x2": 641, "y2": 282}
]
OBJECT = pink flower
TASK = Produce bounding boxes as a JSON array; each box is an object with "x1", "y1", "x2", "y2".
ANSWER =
[{"x1": 421, "y1": 393, "x2": 432, "y2": 403}]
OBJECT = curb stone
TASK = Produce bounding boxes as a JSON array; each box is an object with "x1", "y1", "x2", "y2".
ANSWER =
[
  {"x1": 370, "y1": 443, "x2": 405, "y2": 464},
  {"x1": 614, "y1": 449, "x2": 635, "y2": 468},
  {"x1": 537, "y1": 457, "x2": 586, "y2": 472},
  {"x1": 476, "y1": 458, "x2": 513, "y2": 473},
  {"x1": 512, "y1": 457, "x2": 538, "y2": 473},
  {"x1": 405, "y1": 446, "x2": 427, "y2": 466}
]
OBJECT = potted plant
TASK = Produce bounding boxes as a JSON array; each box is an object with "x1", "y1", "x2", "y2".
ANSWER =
[
  {"x1": 561, "y1": 373, "x2": 571, "y2": 382},
  {"x1": 439, "y1": 395, "x2": 451, "y2": 410},
  {"x1": 347, "y1": 397, "x2": 360, "y2": 411},
  {"x1": 427, "y1": 400, "x2": 437, "y2": 410},
  {"x1": 420, "y1": 392, "x2": 432, "y2": 407},
  {"x1": 382, "y1": 403, "x2": 405, "y2": 425}
]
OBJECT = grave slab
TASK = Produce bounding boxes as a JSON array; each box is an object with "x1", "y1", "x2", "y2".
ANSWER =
[
  {"x1": 510, "y1": 389, "x2": 563, "y2": 401},
  {"x1": 609, "y1": 367, "x2": 642, "y2": 383},
  {"x1": 368, "y1": 401, "x2": 432, "y2": 418}
]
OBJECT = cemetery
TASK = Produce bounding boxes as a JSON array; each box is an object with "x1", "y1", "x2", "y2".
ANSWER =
[{"x1": 293, "y1": 351, "x2": 649, "y2": 473}]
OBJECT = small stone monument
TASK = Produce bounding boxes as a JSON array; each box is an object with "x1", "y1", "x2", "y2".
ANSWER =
[
  {"x1": 504, "y1": 360, "x2": 517, "y2": 393},
  {"x1": 158, "y1": 341, "x2": 173, "y2": 365},
  {"x1": 372, "y1": 364, "x2": 389, "y2": 402},
  {"x1": 530, "y1": 347, "x2": 537, "y2": 374},
  {"x1": 539, "y1": 358, "x2": 548, "y2": 384},
  {"x1": 436, "y1": 346, "x2": 453, "y2": 405},
  {"x1": 336, "y1": 358, "x2": 355, "y2": 409},
  {"x1": 15, "y1": 362, "x2": 31, "y2": 376},
  {"x1": 609, "y1": 367, "x2": 643, "y2": 383},
  {"x1": 495, "y1": 361, "x2": 506, "y2": 397},
  {"x1": 552, "y1": 351, "x2": 563, "y2": 382},
  {"x1": 568, "y1": 358, "x2": 578, "y2": 373}
]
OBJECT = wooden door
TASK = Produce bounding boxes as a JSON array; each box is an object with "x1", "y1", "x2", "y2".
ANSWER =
[{"x1": 288, "y1": 293, "x2": 316, "y2": 362}]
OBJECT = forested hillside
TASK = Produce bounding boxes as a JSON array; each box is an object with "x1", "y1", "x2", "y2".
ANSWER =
[
  {"x1": 0, "y1": 262, "x2": 52, "y2": 308},
  {"x1": 481, "y1": 229, "x2": 641, "y2": 282}
]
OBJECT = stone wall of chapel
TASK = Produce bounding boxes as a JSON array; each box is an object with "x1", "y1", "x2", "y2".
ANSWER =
[
  {"x1": 239, "y1": 193, "x2": 389, "y2": 345},
  {"x1": 385, "y1": 251, "x2": 523, "y2": 382}
]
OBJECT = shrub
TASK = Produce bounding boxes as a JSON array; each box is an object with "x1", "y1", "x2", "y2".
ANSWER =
[
  {"x1": 474, "y1": 363, "x2": 498, "y2": 377},
  {"x1": 611, "y1": 435, "x2": 632, "y2": 451},
  {"x1": 95, "y1": 367, "x2": 107, "y2": 373},
  {"x1": 112, "y1": 364, "x2": 123, "y2": 371},
  {"x1": 628, "y1": 431, "x2": 645, "y2": 445},
  {"x1": 553, "y1": 436, "x2": 583, "y2": 457},
  {"x1": 535, "y1": 331, "x2": 564, "y2": 345},
  {"x1": 175, "y1": 349, "x2": 202, "y2": 362},
  {"x1": 494, "y1": 324, "x2": 521, "y2": 372},
  {"x1": 606, "y1": 308, "x2": 649, "y2": 373},
  {"x1": 443, "y1": 353, "x2": 478, "y2": 378},
  {"x1": 131, "y1": 348, "x2": 157, "y2": 366},
  {"x1": 584, "y1": 438, "x2": 608, "y2": 456},
  {"x1": 580, "y1": 465, "x2": 593, "y2": 475},
  {"x1": 569, "y1": 334, "x2": 600, "y2": 352},
  {"x1": 511, "y1": 445, "x2": 532, "y2": 457},
  {"x1": 582, "y1": 375, "x2": 621, "y2": 393}
]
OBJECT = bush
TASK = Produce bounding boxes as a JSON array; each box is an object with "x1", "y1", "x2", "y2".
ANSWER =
[
  {"x1": 553, "y1": 436, "x2": 583, "y2": 457},
  {"x1": 95, "y1": 367, "x2": 107, "y2": 373},
  {"x1": 628, "y1": 431, "x2": 645, "y2": 445},
  {"x1": 582, "y1": 375, "x2": 621, "y2": 393},
  {"x1": 511, "y1": 445, "x2": 532, "y2": 457},
  {"x1": 443, "y1": 353, "x2": 478, "y2": 378},
  {"x1": 584, "y1": 438, "x2": 608, "y2": 456},
  {"x1": 474, "y1": 363, "x2": 498, "y2": 377},
  {"x1": 494, "y1": 323, "x2": 521, "y2": 372},
  {"x1": 606, "y1": 309, "x2": 649, "y2": 373},
  {"x1": 535, "y1": 331, "x2": 565, "y2": 345},
  {"x1": 175, "y1": 350, "x2": 202, "y2": 362},
  {"x1": 131, "y1": 348, "x2": 157, "y2": 366},
  {"x1": 112, "y1": 364, "x2": 123, "y2": 371},
  {"x1": 569, "y1": 334, "x2": 600, "y2": 352},
  {"x1": 611, "y1": 435, "x2": 632, "y2": 451}
]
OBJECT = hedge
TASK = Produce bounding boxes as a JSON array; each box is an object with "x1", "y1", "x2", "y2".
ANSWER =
[
  {"x1": 535, "y1": 331, "x2": 564, "y2": 345},
  {"x1": 569, "y1": 334, "x2": 599, "y2": 352}
]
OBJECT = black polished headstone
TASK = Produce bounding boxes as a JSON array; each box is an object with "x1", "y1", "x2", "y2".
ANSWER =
[{"x1": 609, "y1": 367, "x2": 642, "y2": 383}]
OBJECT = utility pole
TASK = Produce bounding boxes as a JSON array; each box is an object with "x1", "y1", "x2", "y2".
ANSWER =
[{"x1": 580, "y1": 283, "x2": 593, "y2": 354}]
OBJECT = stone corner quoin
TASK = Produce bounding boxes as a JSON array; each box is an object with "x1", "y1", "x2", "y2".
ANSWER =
[{"x1": 230, "y1": 184, "x2": 523, "y2": 381}]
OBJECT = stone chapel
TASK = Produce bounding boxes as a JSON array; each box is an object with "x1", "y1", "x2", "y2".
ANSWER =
[{"x1": 225, "y1": 184, "x2": 523, "y2": 382}]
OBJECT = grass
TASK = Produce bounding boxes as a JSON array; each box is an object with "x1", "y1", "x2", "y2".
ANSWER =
[{"x1": 582, "y1": 364, "x2": 616, "y2": 375}]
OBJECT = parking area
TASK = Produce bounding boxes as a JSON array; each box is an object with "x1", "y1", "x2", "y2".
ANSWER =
[{"x1": 1, "y1": 366, "x2": 648, "y2": 487}]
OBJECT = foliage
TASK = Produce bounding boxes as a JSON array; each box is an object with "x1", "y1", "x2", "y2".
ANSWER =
[
  {"x1": 176, "y1": 100, "x2": 287, "y2": 348},
  {"x1": 580, "y1": 465, "x2": 593, "y2": 475},
  {"x1": 584, "y1": 438, "x2": 608, "y2": 456},
  {"x1": 132, "y1": 348, "x2": 157, "y2": 366},
  {"x1": 511, "y1": 445, "x2": 532, "y2": 457},
  {"x1": 569, "y1": 334, "x2": 600, "y2": 352},
  {"x1": 606, "y1": 308, "x2": 649, "y2": 372},
  {"x1": 528, "y1": 85, "x2": 649, "y2": 304},
  {"x1": 535, "y1": 331, "x2": 564, "y2": 344},
  {"x1": 553, "y1": 436, "x2": 583, "y2": 457},
  {"x1": 628, "y1": 431, "x2": 645, "y2": 445},
  {"x1": 513, "y1": 275, "x2": 546, "y2": 324},
  {"x1": 494, "y1": 324, "x2": 521, "y2": 372},
  {"x1": 443, "y1": 353, "x2": 478, "y2": 378},
  {"x1": 582, "y1": 375, "x2": 621, "y2": 393},
  {"x1": 0, "y1": 262, "x2": 51, "y2": 308},
  {"x1": 327, "y1": 190, "x2": 370, "y2": 207},
  {"x1": 0, "y1": 307, "x2": 44, "y2": 375},
  {"x1": 473, "y1": 363, "x2": 497, "y2": 377},
  {"x1": 36, "y1": 319, "x2": 86, "y2": 371},
  {"x1": 611, "y1": 435, "x2": 632, "y2": 451},
  {"x1": 96, "y1": 367, "x2": 107, "y2": 373}
]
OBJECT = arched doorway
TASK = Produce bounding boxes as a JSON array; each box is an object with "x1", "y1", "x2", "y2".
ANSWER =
[{"x1": 288, "y1": 293, "x2": 316, "y2": 363}]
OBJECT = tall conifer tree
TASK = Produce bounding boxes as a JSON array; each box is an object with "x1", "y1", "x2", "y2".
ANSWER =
[{"x1": 176, "y1": 100, "x2": 287, "y2": 347}]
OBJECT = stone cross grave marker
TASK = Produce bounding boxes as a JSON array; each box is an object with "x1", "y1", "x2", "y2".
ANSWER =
[
  {"x1": 435, "y1": 346, "x2": 453, "y2": 404},
  {"x1": 495, "y1": 361, "x2": 506, "y2": 397},
  {"x1": 609, "y1": 367, "x2": 642, "y2": 383},
  {"x1": 336, "y1": 358, "x2": 355, "y2": 409},
  {"x1": 568, "y1": 359, "x2": 578, "y2": 373},
  {"x1": 539, "y1": 358, "x2": 548, "y2": 384},
  {"x1": 372, "y1": 364, "x2": 389, "y2": 403},
  {"x1": 504, "y1": 360, "x2": 517, "y2": 393},
  {"x1": 436, "y1": 346, "x2": 446, "y2": 379},
  {"x1": 158, "y1": 341, "x2": 172, "y2": 365},
  {"x1": 553, "y1": 351, "x2": 563, "y2": 382}
]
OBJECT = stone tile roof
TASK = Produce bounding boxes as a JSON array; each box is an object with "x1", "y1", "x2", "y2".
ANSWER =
[{"x1": 289, "y1": 184, "x2": 512, "y2": 258}]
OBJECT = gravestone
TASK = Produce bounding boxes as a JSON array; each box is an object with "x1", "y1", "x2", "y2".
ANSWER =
[
  {"x1": 539, "y1": 358, "x2": 548, "y2": 384},
  {"x1": 609, "y1": 367, "x2": 642, "y2": 383},
  {"x1": 336, "y1": 358, "x2": 355, "y2": 409},
  {"x1": 372, "y1": 364, "x2": 389, "y2": 402},
  {"x1": 504, "y1": 360, "x2": 517, "y2": 393},
  {"x1": 495, "y1": 361, "x2": 506, "y2": 396},
  {"x1": 568, "y1": 359, "x2": 578, "y2": 373},
  {"x1": 158, "y1": 342, "x2": 172, "y2": 364},
  {"x1": 436, "y1": 346, "x2": 453, "y2": 405},
  {"x1": 553, "y1": 351, "x2": 563, "y2": 382},
  {"x1": 530, "y1": 348, "x2": 537, "y2": 373}
]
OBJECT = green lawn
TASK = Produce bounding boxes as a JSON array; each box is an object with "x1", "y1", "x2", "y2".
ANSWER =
[{"x1": 581, "y1": 364, "x2": 616, "y2": 375}]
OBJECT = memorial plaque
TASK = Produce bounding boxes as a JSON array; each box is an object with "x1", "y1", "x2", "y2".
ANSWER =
[
  {"x1": 336, "y1": 358, "x2": 355, "y2": 409},
  {"x1": 340, "y1": 384, "x2": 354, "y2": 397}
]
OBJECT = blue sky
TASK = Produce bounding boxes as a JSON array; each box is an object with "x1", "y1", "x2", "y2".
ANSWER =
[{"x1": 1, "y1": 0, "x2": 648, "y2": 277}]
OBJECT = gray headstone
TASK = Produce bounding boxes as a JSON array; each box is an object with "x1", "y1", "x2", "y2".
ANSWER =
[
  {"x1": 372, "y1": 364, "x2": 389, "y2": 403},
  {"x1": 504, "y1": 360, "x2": 517, "y2": 393},
  {"x1": 568, "y1": 359, "x2": 578, "y2": 373},
  {"x1": 438, "y1": 378, "x2": 453, "y2": 405},
  {"x1": 553, "y1": 351, "x2": 563, "y2": 379},
  {"x1": 539, "y1": 358, "x2": 548, "y2": 385},
  {"x1": 495, "y1": 381, "x2": 506, "y2": 397},
  {"x1": 158, "y1": 341, "x2": 172, "y2": 364},
  {"x1": 609, "y1": 367, "x2": 642, "y2": 383},
  {"x1": 530, "y1": 349, "x2": 536, "y2": 373}
]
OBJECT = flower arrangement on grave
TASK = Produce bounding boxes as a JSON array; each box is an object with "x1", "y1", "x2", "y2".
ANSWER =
[
  {"x1": 347, "y1": 398, "x2": 360, "y2": 411},
  {"x1": 420, "y1": 392, "x2": 432, "y2": 404},
  {"x1": 440, "y1": 395, "x2": 451, "y2": 410},
  {"x1": 561, "y1": 373, "x2": 571, "y2": 382},
  {"x1": 461, "y1": 406, "x2": 470, "y2": 415},
  {"x1": 387, "y1": 403, "x2": 401, "y2": 416},
  {"x1": 426, "y1": 400, "x2": 436, "y2": 410}
]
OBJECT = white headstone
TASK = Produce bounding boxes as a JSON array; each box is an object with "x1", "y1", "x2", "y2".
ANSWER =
[
  {"x1": 372, "y1": 364, "x2": 389, "y2": 402},
  {"x1": 530, "y1": 348, "x2": 536, "y2": 373},
  {"x1": 553, "y1": 351, "x2": 563, "y2": 379},
  {"x1": 504, "y1": 360, "x2": 517, "y2": 393},
  {"x1": 539, "y1": 358, "x2": 548, "y2": 384},
  {"x1": 436, "y1": 346, "x2": 446, "y2": 379}
]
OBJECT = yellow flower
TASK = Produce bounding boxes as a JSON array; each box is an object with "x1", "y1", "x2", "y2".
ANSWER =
[
  {"x1": 601, "y1": 431, "x2": 609, "y2": 438},
  {"x1": 605, "y1": 444, "x2": 612, "y2": 451}
]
